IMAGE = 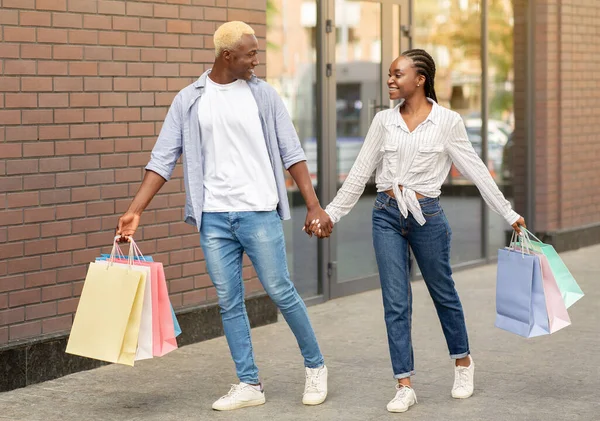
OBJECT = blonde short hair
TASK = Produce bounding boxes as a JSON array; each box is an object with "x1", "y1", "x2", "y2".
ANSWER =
[{"x1": 214, "y1": 21, "x2": 255, "y2": 57}]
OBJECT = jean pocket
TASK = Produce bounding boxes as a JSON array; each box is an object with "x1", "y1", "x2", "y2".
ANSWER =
[
  {"x1": 421, "y1": 203, "x2": 442, "y2": 217},
  {"x1": 373, "y1": 199, "x2": 386, "y2": 210}
]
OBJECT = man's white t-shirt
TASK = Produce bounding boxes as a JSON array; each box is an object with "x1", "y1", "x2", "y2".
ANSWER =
[{"x1": 198, "y1": 77, "x2": 278, "y2": 212}]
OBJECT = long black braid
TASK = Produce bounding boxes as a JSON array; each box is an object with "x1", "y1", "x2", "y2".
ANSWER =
[{"x1": 401, "y1": 49, "x2": 438, "y2": 103}]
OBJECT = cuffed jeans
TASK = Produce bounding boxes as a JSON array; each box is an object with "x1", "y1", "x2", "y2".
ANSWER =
[
  {"x1": 200, "y1": 210, "x2": 324, "y2": 384},
  {"x1": 372, "y1": 192, "x2": 469, "y2": 379}
]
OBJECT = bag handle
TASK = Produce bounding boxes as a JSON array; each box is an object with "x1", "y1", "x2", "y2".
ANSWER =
[{"x1": 522, "y1": 227, "x2": 543, "y2": 244}]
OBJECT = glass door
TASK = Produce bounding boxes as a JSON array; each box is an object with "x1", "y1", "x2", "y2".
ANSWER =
[{"x1": 328, "y1": 0, "x2": 411, "y2": 298}]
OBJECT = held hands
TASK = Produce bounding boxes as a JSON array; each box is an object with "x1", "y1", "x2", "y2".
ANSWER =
[
  {"x1": 302, "y1": 205, "x2": 334, "y2": 239},
  {"x1": 512, "y1": 216, "x2": 526, "y2": 234}
]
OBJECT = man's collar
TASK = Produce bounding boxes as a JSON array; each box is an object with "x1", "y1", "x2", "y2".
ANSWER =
[{"x1": 193, "y1": 69, "x2": 258, "y2": 89}]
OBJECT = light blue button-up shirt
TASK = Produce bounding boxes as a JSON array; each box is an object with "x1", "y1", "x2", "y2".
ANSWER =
[{"x1": 145, "y1": 70, "x2": 307, "y2": 230}]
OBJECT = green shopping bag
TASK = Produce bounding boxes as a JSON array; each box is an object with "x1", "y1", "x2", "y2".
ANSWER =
[{"x1": 517, "y1": 228, "x2": 584, "y2": 308}]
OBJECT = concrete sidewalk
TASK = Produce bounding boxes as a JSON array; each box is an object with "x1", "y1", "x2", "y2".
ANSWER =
[{"x1": 1, "y1": 245, "x2": 599, "y2": 421}]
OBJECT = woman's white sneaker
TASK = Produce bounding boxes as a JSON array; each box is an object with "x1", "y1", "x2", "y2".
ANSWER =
[
  {"x1": 302, "y1": 365, "x2": 328, "y2": 405},
  {"x1": 451, "y1": 356, "x2": 475, "y2": 399},
  {"x1": 387, "y1": 384, "x2": 417, "y2": 413},
  {"x1": 212, "y1": 382, "x2": 266, "y2": 411}
]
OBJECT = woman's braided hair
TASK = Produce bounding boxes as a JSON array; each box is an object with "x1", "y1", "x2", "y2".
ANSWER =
[{"x1": 401, "y1": 49, "x2": 438, "y2": 103}]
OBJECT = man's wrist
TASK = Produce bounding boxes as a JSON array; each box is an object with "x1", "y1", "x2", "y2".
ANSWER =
[{"x1": 306, "y1": 200, "x2": 321, "y2": 211}]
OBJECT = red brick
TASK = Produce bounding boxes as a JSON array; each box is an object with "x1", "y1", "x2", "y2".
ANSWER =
[
  {"x1": 57, "y1": 235, "x2": 87, "y2": 252},
  {"x1": 86, "y1": 201, "x2": 115, "y2": 217},
  {"x1": 126, "y1": 2, "x2": 153, "y2": 17},
  {"x1": 38, "y1": 61, "x2": 69, "y2": 76},
  {"x1": 0, "y1": 44, "x2": 20, "y2": 59},
  {"x1": 39, "y1": 157, "x2": 69, "y2": 173},
  {"x1": 55, "y1": 109, "x2": 84, "y2": 124},
  {"x1": 99, "y1": 93, "x2": 127, "y2": 107},
  {"x1": 0, "y1": 308, "x2": 25, "y2": 326},
  {"x1": 43, "y1": 284, "x2": 72, "y2": 302},
  {"x1": 169, "y1": 277, "x2": 194, "y2": 293},
  {"x1": 168, "y1": 78, "x2": 193, "y2": 91},
  {"x1": 72, "y1": 248, "x2": 101, "y2": 265},
  {"x1": 25, "y1": 239, "x2": 56, "y2": 256},
  {"x1": 141, "y1": 48, "x2": 167, "y2": 62},
  {"x1": 72, "y1": 217, "x2": 101, "y2": 234},
  {"x1": 142, "y1": 107, "x2": 168, "y2": 121},
  {"x1": 40, "y1": 190, "x2": 71, "y2": 205},
  {"x1": 86, "y1": 139, "x2": 114, "y2": 153},
  {"x1": 68, "y1": 0, "x2": 97, "y2": 13},
  {"x1": 71, "y1": 187, "x2": 99, "y2": 202},
  {"x1": 55, "y1": 172, "x2": 85, "y2": 188},
  {"x1": 85, "y1": 108, "x2": 113, "y2": 123},
  {"x1": 41, "y1": 252, "x2": 72, "y2": 269},
  {"x1": 154, "y1": 34, "x2": 179, "y2": 48},
  {"x1": 38, "y1": 28, "x2": 69, "y2": 43},
  {"x1": 100, "y1": 124, "x2": 128, "y2": 140},
  {"x1": 25, "y1": 271, "x2": 57, "y2": 288},
  {"x1": 40, "y1": 221, "x2": 70, "y2": 238},
  {"x1": 126, "y1": 32, "x2": 153, "y2": 48},
  {"x1": 114, "y1": 78, "x2": 140, "y2": 92},
  {"x1": 54, "y1": 45, "x2": 83, "y2": 60},
  {"x1": 21, "y1": 44, "x2": 53, "y2": 59},
  {"x1": 86, "y1": 170, "x2": 115, "y2": 185},
  {"x1": 9, "y1": 288, "x2": 41, "y2": 306},
  {"x1": 5, "y1": 93, "x2": 37, "y2": 108},
  {"x1": 0, "y1": 9, "x2": 19, "y2": 23},
  {"x1": 113, "y1": 16, "x2": 140, "y2": 31},
  {"x1": 53, "y1": 12, "x2": 83, "y2": 28},
  {"x1": 183, "y1": 289, "x2": 206, "y2": 306},
  {"x1": 167, "y1": 49, "x2": 192, "y2": 62},
  {"x1": 56, "y1": 203, "x2": 86, "y2": 220},
  {"x1": 114, "y1": 108, "x2": 141, "y2": 122},
  {"x1": 141, "y1": 18, "x2": 166, "y2": 33},
  {"x1": 169, "y1": 249, "x2": 195, "y2": 265},
  {"x1": 194, "y1": 274, "x2": 212, "y2": 288},
  {"x1": 8, "y1": 224, "x2": 40, "y2": 242},
  {"x1": 84, "y1": 77, "x2": 113, "y2": 92},
  {"x1": 84, "y1": 46, "x2": 112, "y2": 61},
  {"x1": 67, "y1": 29, "x2": 98, "y2": 45},
  {"x1": 7, "y1": 159, "x2": 38, "y2": 175},
  {"x1": 10, "y1": 320, "x2": 42, "y2": 341},
  {"x1": 100, "y1": 154, "x2": 128, "y2": 169},
  {"x1": 0, "y1": 143, "x2": 22, "y2": 158},
  {"x1": 21, "y1": 77, "x2": 52, "y2": 92},
  {"x1": 57, "y1": 297, "x2": 78, "y2": 314},
  {"x1": 24, "y1": 207, "x2": 55, "y2": 223},
  {"x1": 182, "y1": 261, "x2": 206, "y2": 277},
  {"x1": 0, "y1": 275, "x2": 25, "y2": 293},
  {"x1": 115, "y1": 168, "x2": 142, "y2": 183},
  {"x1": 5, "y1": 60, "x2": 37, "y2": 75},
  {"x1": 7, "y1": 192, "x2": 39, "y2": 208},
  {"x1": 191, "y1": 48, "x2": 212, "y2": 62},
  {"x1": 0, "y1": 244, "x2": 26, "y2": 260},
  {"x1": 26, "y1": 302, "x2": 57, "y2": 320},
  {"x1": 6, "y1": 126, "x2": 39, "y2": 142},
  {"x1": 22, "y1": 110, "x2": 54, "y2": 125},
  {"x1": 56, "y1": 140, "x2": 85, "y2": 155},
  {"x1": 83, "y1": 14, "x2": 112, "y2": 30},
  {"x1": 71, "y1": 124, "x2": 100, "y2": 140},
  {"x1": 57, "y1": 265, "x2": 87, "y2": 283},
  {"x1": 54, "y1": 77, "x2": 84, "y2": 92},
  {"x1": 99, "y1": 62, "x2": 127, "y2": 76},
  {"x1": 154, "y1": 4, "x2": 179, "y2": 18},
  {"x1": 42, "y1": 315, "x2": 72, "y2": 334},
  {"x1": 167, "y1": 20, "x2": 191, "y2": 34},
  {"x1": 70, "y1": 93, "x2": 99, "y2": 107},
  {"x1": 129, "y1": 122, "x2": 155, "y2": 136},
  {"x1": 4, "y1": 26, "x2": 36, "y2": 42},
  {"x1": 20, "y1": 10, "x2": 52, "y2": 26},
  {"x1": 37, "y1": 0, "x2": 67, "y2": 11},
  {"x1": 0, "y1": 77, "x2": 20, "y2": 92},
  {"x1": 98, "y1": 31, "x2": 127, "y2": 46},
  {"x1": 180, "y1": 6, "x2": 204, "y2": 20},
  {"x1": 70, "y1": 62, "x2": 99, "y2": 76},
  {"x1": 70, "y1": 156, "x2": 99, "y2": 171}
]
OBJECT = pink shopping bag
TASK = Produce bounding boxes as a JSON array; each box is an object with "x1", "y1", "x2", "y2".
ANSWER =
[
  {"x1": 111, "y1": 258, "x2": 178, "y2": 356},
  {"x1": 514, "y1": 247, "x2": 571, "y2": 333}
]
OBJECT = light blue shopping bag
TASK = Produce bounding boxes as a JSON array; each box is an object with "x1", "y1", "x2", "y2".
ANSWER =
[
  {"x1": 495, "y1": 247, "x2": 550, "y2": 338},
  {"x1": 96, "y1": 253, "x2": 182, "y2": 338}
]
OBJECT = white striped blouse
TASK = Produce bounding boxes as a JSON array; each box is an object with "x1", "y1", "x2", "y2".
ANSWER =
[{"x1": 324, "y1": 99, "x2": 520, "y2": 226}]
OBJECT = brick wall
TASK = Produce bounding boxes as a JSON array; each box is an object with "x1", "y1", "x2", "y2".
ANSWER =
[
  {"x1": 0, "y1": 0, "x2": 267, "y2": 346},
  {"x1": 513, "y1": 0, "x2": 600, "y2": 233}
]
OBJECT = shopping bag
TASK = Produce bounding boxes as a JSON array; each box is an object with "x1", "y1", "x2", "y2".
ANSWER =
[
  {"x1": 95, "y1": 260, "x2": 153, "y2": 360},
  {"x1": 518, "y1": 228, "x2": 584, "y2": 308},
  {"x1": 495, "y1": 240, "x2": 550, "y2": 338},
  {"x1": 66, "y1": 262, "x2": 145, "y2": 366},
  {"x1": 108, "y1": 257, "x2": 178, "y2": 357},
  {"x1": 98, "y1": 248, "x2": 181, "y2": 338}
]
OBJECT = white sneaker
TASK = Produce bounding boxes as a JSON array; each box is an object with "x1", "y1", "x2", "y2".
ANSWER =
[
  {"x1": 387, "y1": 384, "x2": 417, "y2": 413},
  {"x1": 302, "y1": 365, "x2": 328, "y2": 405},
  {"x1": 451, "y1": 356, "x2": 475, "y2": 399},
  {"x1": 212, "y1": 382, "x2": 266, "y2": 411}
]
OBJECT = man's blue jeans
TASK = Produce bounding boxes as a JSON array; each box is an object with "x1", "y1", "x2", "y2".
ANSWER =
[
  {"x1": 372, "y1": 192, "x2": 470, "y2": 379},
  {"x1": 200, "y1": 210, "x2": 324, "y2": 384}
]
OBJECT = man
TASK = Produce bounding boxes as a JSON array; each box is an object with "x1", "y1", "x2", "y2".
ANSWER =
[{"x1": 116, "y1": 21, "x2": 332, "y2": 411}]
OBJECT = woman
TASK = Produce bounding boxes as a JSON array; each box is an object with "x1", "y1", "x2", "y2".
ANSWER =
[{"x1": 313, "y1": 49, "x2": 526, "y2": 413}]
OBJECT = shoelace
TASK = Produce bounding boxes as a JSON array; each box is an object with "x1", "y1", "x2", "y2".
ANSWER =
[
  {"x1": 221, "y1": 384, "x2": 245, "y2": 400},
  {"x1": 304, "y1": 369, "x2": 322, "y2": 394},
  {"x1": 393, "y1": 386, "x2": 417, "y2": 404},
  {"x1": 454, "y1": 366, "x2": 470, "y2": 389}
]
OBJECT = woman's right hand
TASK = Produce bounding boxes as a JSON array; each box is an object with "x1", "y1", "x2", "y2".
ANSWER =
[
  {"x1": 511, "y1": 216, "x2": 526, "y2": 235},
  {"x1": 116, "y1": 211, "x2": 141, "y2": 242}
]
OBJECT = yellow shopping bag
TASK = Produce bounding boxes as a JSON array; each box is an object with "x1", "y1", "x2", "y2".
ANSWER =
[{"x1": 66, "y1": 262, "x2": 145, "y2": 366}]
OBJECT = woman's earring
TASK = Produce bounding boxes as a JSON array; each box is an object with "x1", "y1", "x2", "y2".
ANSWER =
[{"x1": 417, "y1": 84, "x2": 420, "y2": 87}]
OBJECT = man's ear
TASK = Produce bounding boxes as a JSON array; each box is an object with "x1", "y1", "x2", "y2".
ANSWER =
[{"x1": 222, "y1": 50, "x2": 231, "y2": 61}]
